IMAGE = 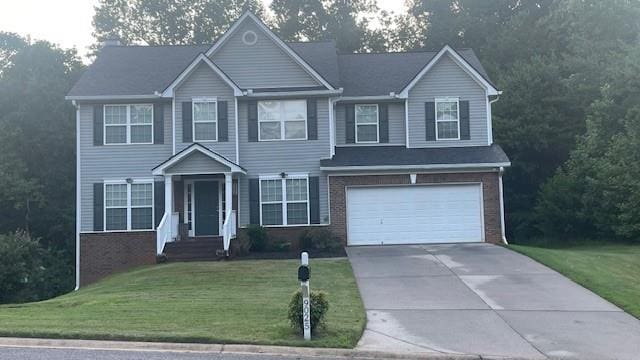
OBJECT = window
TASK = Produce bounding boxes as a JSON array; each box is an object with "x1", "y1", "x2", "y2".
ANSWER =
[
  {"x1": 258, "y1": 100, "x2": 307, "y2": 141},
  {"x1": 104, "y1": 104, "x2": 153, "y2": 144},
  {"x1": 260, "y1": 176, "x2": 309, "y2": 226},
  {"x1": 435, "y1": 98, "x2": 460, "y2": 140},
  {"x1": 104, "y1": 181, "x2": 153, "y2": 231},
  {"x1": 193, "y1": 99, "x2": 217, "y2": 141},
  {"x1": 355, "y1": 104, "x2": 379, "y2": 143}
]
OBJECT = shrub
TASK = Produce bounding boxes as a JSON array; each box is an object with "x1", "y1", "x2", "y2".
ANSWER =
[
  {"x1": 299, "y1": 228, "x2": 342, "y2": 252},
  {"x1": 287, "y1": 289, "x2": 329, "y2": 332},
  {"x1": 230, "y1": 230, "x2": 252, "y2": 256},
  {"x1": 243, "y1": 225, "x2": 268, "y2": 252}
]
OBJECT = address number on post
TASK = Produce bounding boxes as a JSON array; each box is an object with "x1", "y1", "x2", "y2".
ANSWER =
[{"x1": 302, "y1": 297, "x2": 311, "y2": 330}]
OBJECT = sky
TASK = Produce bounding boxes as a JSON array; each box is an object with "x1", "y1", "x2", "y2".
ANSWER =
[{"x1": 0, "y1": 0, "x2": 406, "y2": 60}]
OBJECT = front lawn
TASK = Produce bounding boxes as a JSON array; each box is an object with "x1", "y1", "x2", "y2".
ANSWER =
[
  {"x1": 510, "y1": 243, "x2": 640, "y2": 319},
  {"x1": 0, "y1": 259, "x2": 365, "y2": 348}
]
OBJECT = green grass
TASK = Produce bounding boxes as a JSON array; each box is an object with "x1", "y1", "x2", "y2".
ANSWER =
[
  {"x1": 0, "y1": 259, "x2": 365, "y2": 348},
  {"x1": 510, "y1": 243, "x2": 640, "y2": 319}
]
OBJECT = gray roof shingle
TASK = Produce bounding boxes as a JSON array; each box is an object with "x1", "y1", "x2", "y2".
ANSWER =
[
  {"x1": 320, "y1": 144, "x2": 509, "y2": 168},
  {"x1": 67, "y1": 42, "x2": 493, "y2": 98}
]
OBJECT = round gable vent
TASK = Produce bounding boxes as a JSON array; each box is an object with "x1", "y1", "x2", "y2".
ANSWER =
[{"x1": 242, "y1": 30, "x2": 258, "y2": 45}]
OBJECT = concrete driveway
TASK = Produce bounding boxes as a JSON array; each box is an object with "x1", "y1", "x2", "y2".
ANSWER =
[{"x1": 347, "y1": 243, "x2": 640, "y2": 360}]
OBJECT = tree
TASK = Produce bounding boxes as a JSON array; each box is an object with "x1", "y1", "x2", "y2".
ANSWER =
[
  {"x1": 92, "y1": 0, "x2": 265, "y2": 47},
  {"x1": 269, "y1": 0, "x2": 384, "y2": 52}
]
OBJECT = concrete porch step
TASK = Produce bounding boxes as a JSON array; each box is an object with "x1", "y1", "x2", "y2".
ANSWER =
[{"x1": 163, "y1": 237, "x2": 224, "y2": 262}]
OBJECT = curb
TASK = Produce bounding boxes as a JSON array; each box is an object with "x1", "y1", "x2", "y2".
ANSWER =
[{"x1": 0, "y1": 337, "x2": 502, "y2": 359}]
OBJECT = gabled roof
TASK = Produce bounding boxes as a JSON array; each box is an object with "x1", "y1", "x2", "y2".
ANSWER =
[
  {"x1": 205, "y1": 12, "x2": 335, "y2": 90},
  {"x1": 162, "y1": 53, "x2": 242, "y2": 97},
  {"x1": 152, "y1": 143, "x2": 246, "y2": 175},
  {"x1": 320, "y1": 144, "x2": 510, "y2": 170}
]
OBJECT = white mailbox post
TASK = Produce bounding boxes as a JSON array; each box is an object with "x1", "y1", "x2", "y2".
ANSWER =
[{"x1": 299, "y1": 252, "x2": 311, "y2": 340}]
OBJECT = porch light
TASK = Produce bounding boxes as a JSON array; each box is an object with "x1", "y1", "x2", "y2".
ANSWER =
[
  {"x1": 280, "y1": 172, "x2": 287, "y2": 178},
  {"x1": 126, "y1": 178, "x2": 133, "y2": 184}
]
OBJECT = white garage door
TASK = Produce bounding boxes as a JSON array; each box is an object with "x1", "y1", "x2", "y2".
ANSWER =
[{"x1": 346, "y1": 184, "x2": 484, "y2": 245}]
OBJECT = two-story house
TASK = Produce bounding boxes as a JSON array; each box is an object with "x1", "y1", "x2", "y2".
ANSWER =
[{"x1": 67, "y1": 12, "x2": 510, "y2": 287}]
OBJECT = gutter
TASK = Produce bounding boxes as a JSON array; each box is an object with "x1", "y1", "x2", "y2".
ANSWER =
[{"x1": 320, "y1": 162, "x2": 511, "y2": 172}]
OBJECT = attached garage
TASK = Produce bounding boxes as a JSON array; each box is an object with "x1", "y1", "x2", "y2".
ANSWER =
[{"x1": 346, "y1": 184, "x2": 484, "y2": 246}]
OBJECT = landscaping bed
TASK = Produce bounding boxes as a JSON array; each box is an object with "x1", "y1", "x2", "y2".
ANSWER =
[
  {"x1": 510, "y1": 242, "x2": 640, "y2": 319},
  {"x1": 0, "y1": 259, "x2": 365, "y2": 348}
]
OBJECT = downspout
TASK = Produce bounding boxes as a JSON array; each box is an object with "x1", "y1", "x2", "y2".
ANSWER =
[
  {"x1": 488, "y1": 93, "x2": 501, "y2": 145},
  {"x1": 498, "y1": 166, "x2": 508, "y2": 245},
  {"x1": 73, "y1": 100, "x2": 81, "y2": 290}
]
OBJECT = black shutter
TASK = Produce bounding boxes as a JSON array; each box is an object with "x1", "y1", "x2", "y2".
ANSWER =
[
  {"x1": 182, "y1": 102, "x2": 192, "y2": 142},
  {"x1": 218, "y1": 101, "x2": 228, "y2": 142},
  {"x1": 248, "y1": 101, "x2": 258, "y2": 142},
  {"x1": 93, "y1": 105, "x2": 103, "y2": 146},
  {"x1": 379, "y1": 103, "x2": 389, "y2": 143},
  {"x1": 154, "y1": 103, "x2": 164, "y2": 144},
  {"x1": 425, "y1": 102, "x2": 436, "y2": 141},
  {"x1": 460, "y1": 100, "x2": 470, "y2": 140},
  {"x1": 249, "y1": 178, "x2": 260, "y2": 224},
  {"x1": 154, "y1": 181, "x2": 165, "y2": 228},
  {"x1": 307, "y1": 99, "x2": 317, "y2": 140},
  {"x1": 345, "y1": 104, "x2": 355, "y2": 143},
  {"x1": 93, "y1": 183, "x2": 104, "y2": 231},
  {"x1": 309, "y1": 176, "x2": 320, "y2": 224}
]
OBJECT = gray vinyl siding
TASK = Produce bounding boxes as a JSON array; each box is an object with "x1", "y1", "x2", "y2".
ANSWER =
[
  {"x1": 237, "y1": 99, "x2": 331, "y2": 226},
  {"x1": 165, "y1": 152, "x2": 231, "y2": 174},
  {"x1": 407, "y1": 54, "x2": 488, "y2": 148},
  {"x1": 210, "y1": 21, "x2": 320, "y2": 89},
  {"x1": 79, "y1": 103, "x2": 172, "y2": 232},
  {"x1": 335, "y1": 102, "x2": 406, "y2": 146},
  {"x1": 175, "y1": 63, "x2": 237, "y2": 160}
]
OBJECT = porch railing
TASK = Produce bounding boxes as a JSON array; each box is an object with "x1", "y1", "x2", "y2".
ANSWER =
[
  {"x1": 157, "y1": 212, "x2": 179, "y2": 254},
  {"x1": 222, "y1": 209, "x2": 237, "y2": 255}
]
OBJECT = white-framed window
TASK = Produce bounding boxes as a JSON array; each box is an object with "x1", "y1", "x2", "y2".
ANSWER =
[
  {"x1": 355, "y1": 104, "x2": 379, "y2": 143},
  {"x1": 104, "y1": 180, "x2": 154, "y2": 231},
  {"x1": 259, "y1": 175, "x2": 309, "y2": 226},
  {"x1": 104, "y1": 104, "x2": 153, "y2": 145},
  {"x1": 258, "y1": 100, "x2": 307, "y2": 141},
  {"x1": 435, "y1": 98, "x2": 460, "y2": 140},
  {"x1": 193, "y1": 98, "x2": 217, "y2": 142}
]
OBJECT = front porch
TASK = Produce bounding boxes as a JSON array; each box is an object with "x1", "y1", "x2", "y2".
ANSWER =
[{"x1": 152, "y1": 144, "x2": 246, "y2": 257}]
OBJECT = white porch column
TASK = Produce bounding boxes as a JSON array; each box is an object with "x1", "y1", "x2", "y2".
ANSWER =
[
  {"x1": 164, "y1": 175, "x2": 173, "y2": 220},
  {"x1": 224, "y1": 172, "x2": 233, "y2": 217}
]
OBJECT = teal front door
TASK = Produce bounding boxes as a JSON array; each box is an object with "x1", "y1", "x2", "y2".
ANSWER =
[{"x1": 194, "y1": 181, "x2": 218, "y2": 236}]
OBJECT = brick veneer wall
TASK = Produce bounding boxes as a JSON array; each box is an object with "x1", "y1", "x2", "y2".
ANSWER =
[
  {"x1": 80, "y1": 231, "x2": 156, "y2": 286},
  {"x1": 263, "y1": 225, "x2": 329, "y2": 252},
  {"x1": 327, "y1": 172, "x2": 503, "y2": 245}
]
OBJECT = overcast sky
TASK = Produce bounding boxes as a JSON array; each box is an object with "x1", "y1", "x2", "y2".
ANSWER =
[{"x1": 0, "y1": 0, "x2": 406, "y2": 60}]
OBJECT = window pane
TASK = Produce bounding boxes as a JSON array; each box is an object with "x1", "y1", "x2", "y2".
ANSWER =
[
  {"x1": 284, "y1": 100, "x2": 306, "y2": 121},
  {"x1": 356, "y1": 105, "x2": 378, "y2": 124},
  {"x1": 131, "y1": 125, "x2": 152, "y2": 143},
  {"x1": 259, "y1": 121, "x2": 281, "y2": 140},
  {"x1": 261, "y1": 179, "x2": 282, "y2": 202},
  {"x1": 262, "y1": 203, "x2": 283, "y2": 225},
  {"x1": 194, "y1": 102, "x2": 216, "y2": 122},
  {"x1": 436, "y1": 101, "x2": 458, "y2": 121},
  {"x1": 104, "y1": 106, "x2": 127, "y2": 125},
  {"x1": 131, "y1": 207, "x2": 153, "y2": 229},
  {"x1": 131, "y1": 183, "x2": 152, "y2": 206},
  {"x1": 194, "y1": 122, "x2": 217, "y2": 141},
  {"x1": 258, "y1": 101, "x2": 279, "y2": 121},
  {"x1": 287, "y1": 203, "x2": 308, "y2": 225},
  {"x1": 286, "y1": 179, "x2": 307, "y2": 201},
  {"x1": 284, "y1": 120, "x2": 306, "y2": 139},
  {"x1": 106, "y1": 208, "x2": 127, "y2": 230},
  {"x1": 437, "y1": 121, "x2": 459, "y2": 139},
  {"x1": 105, "y1": 126, "x2": 127, "y2": 144},
  {"x1": 105, "y1": 184, "x2": 127, "y2": 207},
  {"x1": 357, "y1": 124, "x2": 378, "y2": 142},
  {"x1": 131, "y1": 105, "x2": 152, "y2": 124}
]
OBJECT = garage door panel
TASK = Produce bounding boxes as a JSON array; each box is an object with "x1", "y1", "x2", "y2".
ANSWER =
[{"x1": 347, "y1": 184, "x2": 483, "y2": 245}]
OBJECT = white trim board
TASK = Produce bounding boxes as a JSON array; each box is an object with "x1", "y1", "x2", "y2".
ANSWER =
[
  {"x1": 320, "y1": 162, "x2": 511, "y2": 171},
  {"x1": 399, "y1": 45, "x2": 499, "y2": 98},
  {"x1": 152, "y1": 143, "x2": 246, "y2": 175},
  {"x1": 205, "y1": 11, "x2": 335, "y2": 91}
]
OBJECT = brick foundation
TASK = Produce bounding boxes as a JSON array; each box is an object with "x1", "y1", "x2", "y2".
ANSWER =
[
  {"x1": 263, "y1": 225, "x2": 329, "y2": 252},
  {"x1": 327, "y1": 172, "x2": 503, "y2": 245},
  {"x1": 80, "y1": 231, "x2": 157, "y2": 286}
]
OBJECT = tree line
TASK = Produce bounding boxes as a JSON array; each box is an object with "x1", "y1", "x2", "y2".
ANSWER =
[{"x1": 1, "y1": 0, "x2": 639, "y2": 302}]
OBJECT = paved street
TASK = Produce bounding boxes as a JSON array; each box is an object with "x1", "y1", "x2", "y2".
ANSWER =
[{"x1": 347, "y1": 243, "x2": 640, "y2": 360}]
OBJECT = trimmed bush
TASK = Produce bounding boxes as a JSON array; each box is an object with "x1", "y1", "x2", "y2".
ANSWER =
[
  {"x1": 299, "y1": 228, "x2": 342, "y2": 252},
  {"x1": 243, "y1": 225, "x2": 268, "y2": 252},
  {"x1": 287, "y1": 289, "x2": 329, "y2": 332}
]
